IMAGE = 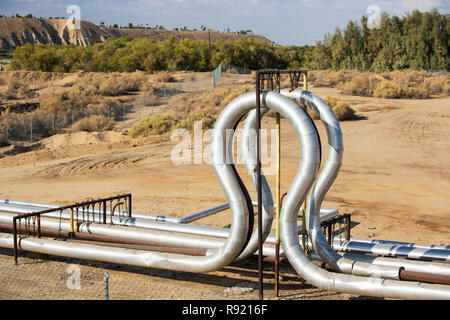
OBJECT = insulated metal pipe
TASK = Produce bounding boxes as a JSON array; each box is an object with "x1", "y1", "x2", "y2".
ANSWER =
[
  {"x1": 3, "y1": 92, "x2": 271, "y2": 273},
  {"x1": 0, "y1": 92, "x2": 255, "y2": 273},
  {"x1": 0, "y1": 207, "x2": 337, "y2": 245},
  {"x1": 1, "y1": 199, "x2": 337, "y2": 225},
  {"x1": 0, "y1": 199, "x2": 232, "y2": 224},
  {"x1": 281, "y1": 89, "x2": 405, "y2": 279},
  {"x1": 332, "y1": 239, "x2": 450, "y2": 262},
  {"x1": 333, "y1": 236, "x2": 450, "y2": 251},
  {"x1": 274, "y1": 90, "x2": 450, "y2": 299},
  {"x1": 234, "y1": 107, "x2": 274, "y2": 261}
]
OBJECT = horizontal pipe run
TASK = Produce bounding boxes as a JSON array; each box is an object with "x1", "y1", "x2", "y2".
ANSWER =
[
  {"x1": 0, "y1": 212, "x2": 225, "y2": 251},
  {"x1": 333, "y1": 236, "x2": 450, "y2": 251},
  {"x1": 307, "y1": 250, "x2": 450, "y2": 280},
  {"x1": 0, "y1": 232, "x2": 212, "y2": 271},
  {"x1": 0, "y1": 204, "x2": 338, "y2": 242},
  {"x1": 2, "y1": 207, "x2": 448, "y2": 268},
  {"x1": 332, "y1": 239, "x2": 450, "y2": 262},
  {"x1": 0, "y1": 223, "x2": 208, "y2": 256},
  {"x1": 0, "y1": 198, "x2": 338, "y2": 225},
  {"x1": 399, "y1": 269, "x2": 450, "y2": 285},
  {"x1": 3, "y1": 214, "x2": 450, "y2": 280},
  {"x1": 65, "y1": 238, "x2": 208, "y2": 256}
]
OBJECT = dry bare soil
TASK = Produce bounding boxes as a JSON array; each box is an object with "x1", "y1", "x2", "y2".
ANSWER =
[{"x1": 0, "y1": 74, "x2": 449, "y2": 300}]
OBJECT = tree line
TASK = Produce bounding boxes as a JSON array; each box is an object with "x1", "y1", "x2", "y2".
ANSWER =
[
  {"x1": 8, "y1": 10, "x2": 449, "y2": 73},
  {"x1": 10, "y1": 37, "x2": 314, "y2": 73},
  {"x1": 313, "y1": 9, "x2": 449, "y2": 72}
]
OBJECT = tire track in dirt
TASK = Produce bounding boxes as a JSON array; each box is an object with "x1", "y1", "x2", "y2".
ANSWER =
[{"x1": 38, "y1": 153, "x2": 147, "y2": 177}]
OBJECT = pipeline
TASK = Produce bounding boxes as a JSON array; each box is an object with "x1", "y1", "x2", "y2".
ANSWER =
[
  {"x1": 0, "y1": 202, "x2": 338, "y2": 241},
  {"x1": 271, "y1": 90, "x2": 449, "y2": 299},
  {"x1": 0, "y1": 90, "x2": 448, "y2": 299},
  {"x1": 280, "y1": 89, "x2": 405, "y2": 280}
]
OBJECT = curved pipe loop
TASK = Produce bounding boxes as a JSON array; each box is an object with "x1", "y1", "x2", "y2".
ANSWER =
[
  {"x1": 281, "y1": 89, "x2": 403, "y2": 279},
  {"x1": 278, "y1": 89, "x2": 450, "y2": 299},
  {"x1": 234, "y1": 106, "x2": 274, "y2": 261}
]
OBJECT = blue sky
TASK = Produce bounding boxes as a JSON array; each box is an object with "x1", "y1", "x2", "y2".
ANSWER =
[{"x1": 1, "y1": 0, "x2": 449, "y2": 45}]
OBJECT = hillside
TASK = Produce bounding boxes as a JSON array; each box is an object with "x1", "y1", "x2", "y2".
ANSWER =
[{"x1": 0, "y1": 17, "x2": 269, "y2": 51}]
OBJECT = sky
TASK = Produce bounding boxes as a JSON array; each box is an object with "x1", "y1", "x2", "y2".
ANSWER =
[{"x1": 1, "y1": 0, "x2": 449, "y2": 45}]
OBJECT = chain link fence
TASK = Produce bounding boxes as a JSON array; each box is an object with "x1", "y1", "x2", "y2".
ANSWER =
[
  {"x1": 0, "y1": 69, "x2": 254, "y2": 144},
  {"x1": 0, "y1": 85, "x2": 179, "y2": 143}
]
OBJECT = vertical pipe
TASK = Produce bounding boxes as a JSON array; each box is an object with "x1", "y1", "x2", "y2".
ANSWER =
[
  {"x1": 275, "y1": 74, "x2": 281, "y2": 298},
  {"x1": 327, "y1": 224, "x2": 332, "y2": 246},
  {"x1": 346, "y1": 214, "x2": 351, "y2": 241},
  {"x1": 103, "y1": 200, "x2": 107, "y2": 224},
  {"x1": 303, "y1": 72, "x2": 308, "y2": 91},
  {"x1": 13, "y1": 217, "x2": 18, "y2": 265},
  {"x1": 255, "y1": 72, "x2": 263, "y2": 300},
  {"x1": 302, "y1": 201, "x2": 307, "y2": 252},
  {"x1": 37, "y1": 215, "x2": 41, "y2": 238},
  {"x1": 70, "y1": 208, "x2": 74, "y2": 236},
  {"x1": 128, "y1": 194, "x2": 132, "y2": 218}
]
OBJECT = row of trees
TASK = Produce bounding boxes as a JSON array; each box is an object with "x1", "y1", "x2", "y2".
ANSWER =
[
  {"x1": 10, "y1": 37, "x2": 314, "y2": 73},
  {"x1": 313, "y1": 10, "x2": 449, "y2": 72},
  {"x1": 7, "y1": 10, "x2": 449, "y2": 73}
]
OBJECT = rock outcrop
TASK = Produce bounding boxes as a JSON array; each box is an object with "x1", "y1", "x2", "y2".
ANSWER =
[{"x1": 0, "y1": 18, "x2": 268, "y2": 51}]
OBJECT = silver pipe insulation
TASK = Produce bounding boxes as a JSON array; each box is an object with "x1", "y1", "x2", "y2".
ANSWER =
[
  {"x1": 0, "y1": 90, "x2": 448, "y2": 298},
  {"x1": 332, "y1": 239, "x2": 450, "y2": 262},
  {"x1": 0, "y1": 198, "x2": 231, "y2": 224},
  {"x1": 0, "y1": 205, "x2": 337, "y2": 245},
  {"x1": 1, "y1": 93, "x2": 260, "y2": 273},
  {"x1": 281, "y1": 89, "x2": 405, "y2": 279},
  {"x1": 0, "y1": 212, "x2": 226, "y2": 250},
  {"x1": 0, "y1": 198, "x2": 337, "y2": 225},
  {"x1": 333, "y1": 237, "x2": 450, "y2": 251},
  {"x1": 0, "y1": 92, "x2": 263, "y2": 273},
  {"x1": 0, "y1": 232, "x2": 208, "y2": 271},
  {"x1": 3, "y1": 206, "x2": 448, "y2": 278},
  {"x1": 234, "y1": 106, "x2": 274, "y2": 261},
  {"x1": 274, "y1": 90, "x2": 450, "y2": 299}
]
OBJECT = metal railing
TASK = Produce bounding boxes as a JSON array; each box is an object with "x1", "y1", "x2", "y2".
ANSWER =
[
  {"x1": 12, "y1": 194, "x2": 132, "y2": 264},
  {"x1": 320, "y1": 213, "x2": 351, "y2": 245}
]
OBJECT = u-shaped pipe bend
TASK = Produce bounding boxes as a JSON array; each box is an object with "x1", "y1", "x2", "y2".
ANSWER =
[
  {"x1": 279, "y1": 89, "x2": 450, "y2": 299},
  {"x1": 281, "y1": 89, "x2": 404, "y2": 279}
]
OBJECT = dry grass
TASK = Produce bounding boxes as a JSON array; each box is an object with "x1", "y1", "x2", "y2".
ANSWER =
[
  {"x1": 1, "y1": 78, "x2": 35, "y2": 99},
  {"x1": 0, "y1": 134, "x2": 9, "y2": 147},
  {"x1": 311, "y1": 70, "x2": 449, "y2": 99},
  {"x1": 324, "y1": 96, "x2": 356, "y2": 121},
  {"x1": 150, "y1": 71, "x2": 176, "y2": 83},
  {"x1": 70, "y1": 115, "x2": 115, "y2": 133},
  {"x1": 373, "y1": 82, "x2": 429, "y2": 99},
  {"x1": 129, "y1": 114, "x2": 178, "y2": 137},
  {"x1": 129, "y1": 86, "x2": 253, "y2": 138}
]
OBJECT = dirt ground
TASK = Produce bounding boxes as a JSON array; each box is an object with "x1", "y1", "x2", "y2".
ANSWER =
[{"x1": 0, "y1": 75, "x2": 449, "y2": 300}]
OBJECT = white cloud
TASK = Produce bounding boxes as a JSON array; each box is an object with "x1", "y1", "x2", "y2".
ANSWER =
[{"x1": 376, "y1": 0, "x2": 445, "y2": 14}]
